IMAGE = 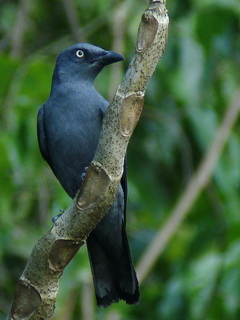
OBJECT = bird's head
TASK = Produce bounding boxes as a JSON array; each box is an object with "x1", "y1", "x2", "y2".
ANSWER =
[{"x1": 52, "y1": 43, "x2": 124, "y2": 84}]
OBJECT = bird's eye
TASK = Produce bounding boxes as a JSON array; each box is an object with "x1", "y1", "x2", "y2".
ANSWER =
[{"x1": 76, "y1": 50, "x2": 84, "y2": 58}]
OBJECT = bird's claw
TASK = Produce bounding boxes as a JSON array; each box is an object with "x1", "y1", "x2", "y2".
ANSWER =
[
  {"x1": 52, "y1": 210, "x2": 64, "y2": 225},
  {"x1": 81, "y1": 166, "x2": 89, "y2": 182}
]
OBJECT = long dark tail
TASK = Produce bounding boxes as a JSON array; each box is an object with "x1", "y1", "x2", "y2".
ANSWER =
[{"x1": 86, "y1": 225, "x2": 140, "y2": 307}]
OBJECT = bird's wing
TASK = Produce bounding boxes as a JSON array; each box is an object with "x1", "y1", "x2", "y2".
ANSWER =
[{"x1": 37, "y1": 105, "x2": 51, "y2": 164}]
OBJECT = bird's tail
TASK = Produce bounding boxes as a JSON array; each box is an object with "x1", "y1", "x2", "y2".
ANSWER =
[{"x1": 86, "y1": 225, "x2": 140, "y2": 307}]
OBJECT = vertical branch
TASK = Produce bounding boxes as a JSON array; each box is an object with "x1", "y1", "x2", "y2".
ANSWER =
[
  {"x1": 37, "y1": 170, "x2": 51, "y2": 227},
  {"x1": 52, "y1": 287, "x2": 78, "y2": 320},
  {"x1": 62, "y1": 0, "x2": 85, "y2": 42},
  {"x1": 10, "y1": 0, "x2": 30, "y2": 57},
  {"x1": 81, "y1": 281, "x2": 94, "y2": 320},
  {"x1": 108, "y1": 2, "x2": 129, "y2": 100},
  {"x1": 106, "y1": 311, "x2": 121, "y2": 320}
]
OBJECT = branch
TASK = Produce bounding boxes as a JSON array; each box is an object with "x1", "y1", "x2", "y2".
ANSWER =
[
  {"x1": 8, "y1": 1, "x2": 169, "y2": 319},
  {"x1": 10, "y1": 0, "x2": 30, "y2": 58},
  {"x1": 62, "y1": 0, "x2": 85, "y2": 41},
  {"x1": 108, "y1": 1, "x2": 129, "y2": 99},
  {"x1": 136, "y1": 89, "x2": 240, "y2": 283},
  {"x1": 81, "y1": 281, "x2": 94, "y2": 320}
]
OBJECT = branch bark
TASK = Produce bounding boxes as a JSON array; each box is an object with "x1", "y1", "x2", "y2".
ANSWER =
[{"x1": 8, "y1": 1, "x2": 169, "y2": 319}]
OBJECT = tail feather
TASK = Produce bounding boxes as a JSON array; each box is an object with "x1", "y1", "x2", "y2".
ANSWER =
[{"x1": 86, "y1": 227, "x2": 139, "y2": 307}]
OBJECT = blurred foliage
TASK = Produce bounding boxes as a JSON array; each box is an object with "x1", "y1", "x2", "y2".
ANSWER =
[{"x1": 0, "y1": 0, "x2": 240, "y2": 319}]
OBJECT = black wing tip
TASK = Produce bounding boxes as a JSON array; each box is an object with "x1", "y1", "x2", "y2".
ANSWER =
[
  {"x1": 96, "y1": 288, "x2": 140, "y2": 308},
  {"x1": 120, "y1": 289, "x2": 140, "y2": 305},
  {"x1": 96, "y1": 296, "x2": 120, "y2": 308}
]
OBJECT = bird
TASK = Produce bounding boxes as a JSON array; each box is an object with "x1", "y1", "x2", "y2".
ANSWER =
[{"x1": 37, "y1": 43, "x2": 139, "y2": 307}]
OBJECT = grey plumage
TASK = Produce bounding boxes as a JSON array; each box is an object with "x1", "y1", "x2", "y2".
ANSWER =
[{"x1": 37, "y1": 43, "x2": 139, "y2": 307}]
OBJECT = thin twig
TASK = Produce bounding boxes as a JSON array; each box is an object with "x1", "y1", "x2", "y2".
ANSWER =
[
  {"x1": 108, "y1": 2, "x2": 129, "y2": 100},
  {"x1": 62, "y1": 0, "x2": 84, "y2": 42},
  {"x1": 10, "y1": 0, "x2": 30, "y2": 57},
  {"x1": 136, "y1": 89, "x2": 240, "y2": 283},
  {"x1": 106, "y1": 311, "x2": 122, "y2": 320},
  {"x1": 52, "y1": 287, "x2": 78, "y2": 320},
  {"x1": 81, "y1": 280, "x2": 94, "y2": 320}
]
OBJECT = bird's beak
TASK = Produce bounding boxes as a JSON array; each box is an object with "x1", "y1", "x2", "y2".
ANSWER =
[{"x1": 98, "y1": 50, "x2": 124, "y2": 66}]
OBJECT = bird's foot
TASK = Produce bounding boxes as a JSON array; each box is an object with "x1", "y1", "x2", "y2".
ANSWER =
[
  {"x1": 52, "y1": 209, "x2": 64, "y2": 225},
  {"x1": 81, "y1": 166, "x2": 89, "y2": 182}
]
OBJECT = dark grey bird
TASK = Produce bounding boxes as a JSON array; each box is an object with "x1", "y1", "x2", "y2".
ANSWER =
[{"x1": 37, "y1": 43, "x2": 139, "y2": 307}]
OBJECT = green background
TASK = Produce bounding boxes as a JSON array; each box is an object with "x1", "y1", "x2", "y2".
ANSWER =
[{"x1": 0, "y1": 0, "x2": 240, "y2": 319}]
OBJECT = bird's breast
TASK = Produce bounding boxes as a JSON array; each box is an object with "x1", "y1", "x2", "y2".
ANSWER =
[{"x1": 44, "y1": 90, "x2": 107, "y2": 197}]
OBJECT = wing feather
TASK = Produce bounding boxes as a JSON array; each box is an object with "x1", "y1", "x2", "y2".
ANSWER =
[{"x1": 37, "y1": 105, "x2": 50, "y2": 163}]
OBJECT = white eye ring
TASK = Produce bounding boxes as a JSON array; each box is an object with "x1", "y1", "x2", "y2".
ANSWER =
[{"x1": 76, "y1": 50, "x2": 84, "y2": 58}]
